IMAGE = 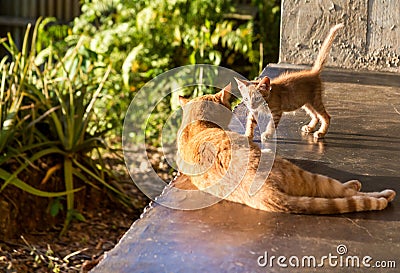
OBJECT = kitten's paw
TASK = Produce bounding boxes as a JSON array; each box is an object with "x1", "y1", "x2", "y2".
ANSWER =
[
  {"x1": 245, "y1": 131, "x2": 254, "y2": 139},
  {"x1": 301, "y1": 125, "x2": 315, "y2": 133},
  {"x1": 313, "y1": 131, "x2": 326, "y2": 139},
  {"x1": 380, "y1": 189, "x2": 396, "y2": 202},
  {"x1": 261, "y1": 148, "x2": 273, "y2": 153},
  {"x1": 344, "y1": 180, "x2": 362, "y2": 191}
]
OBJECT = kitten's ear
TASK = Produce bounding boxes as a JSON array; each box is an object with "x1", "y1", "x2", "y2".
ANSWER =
[
  {"x1": 178, "y1": 95, "x2": 189, "y2": 107},
  {"x1": 215, "y1": 83, "x2": 232, "y2": 107},
  {"x1": 234, "y1": 77, "x2": 251, "y2": 92}
]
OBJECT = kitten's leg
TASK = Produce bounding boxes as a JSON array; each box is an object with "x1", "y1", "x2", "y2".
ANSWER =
[
  {"x1": 311, "y1": 99, "x2": 331, "y2": 139},
  {"x1": 301, "y1": 104, "x2": 319, "y2": 133},
  {"x1": 245, "y1": 112, "x2": 257, "y2": 139},
  {"x1": 261, "y1": 110, "x2": 282, "y2": 141}
]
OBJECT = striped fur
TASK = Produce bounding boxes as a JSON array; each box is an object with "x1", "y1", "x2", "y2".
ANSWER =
[
  {"x1": 237, "y1": 24, "x2": 344, "y2": 140},
  {"x1": 177, "y1": 86, "x2": 396, "y2": 214}
]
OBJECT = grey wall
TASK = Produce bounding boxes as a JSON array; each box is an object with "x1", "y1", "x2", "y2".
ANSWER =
[{"x1": 279, "y1": 0, "x2": 399, "y2": 73}]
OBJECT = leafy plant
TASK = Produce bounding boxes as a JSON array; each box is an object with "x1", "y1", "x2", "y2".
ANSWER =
[
  {"x1": 31, "y1": 36, "x2": 130, "y2": 233},
  {"x1": 0, "y1": 22, "x2": 79, "y2": 199},
  {"x1": 0, "y1": 19, "x2": 129, "y2": 234}
]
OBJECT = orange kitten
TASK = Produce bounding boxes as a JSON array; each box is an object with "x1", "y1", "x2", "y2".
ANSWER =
[
  {"x1": 176, "y1": 84, "x2": 396, "y2": 214},
  {"x1": 237, "y1": 24, "x2": 344, "y2": 140}
]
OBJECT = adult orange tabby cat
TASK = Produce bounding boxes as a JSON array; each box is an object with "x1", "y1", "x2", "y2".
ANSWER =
[
  {"x1": 177, "y1": 84, "x2": 396, "y2": 214},
  {"x1": 237, "y1": 24, "x2": 344, "y2": 140}
]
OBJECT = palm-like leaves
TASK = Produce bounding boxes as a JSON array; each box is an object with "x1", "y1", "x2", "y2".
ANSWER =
[{"x1": 0, "y1": 19, "x2": 128, "y2": 234}]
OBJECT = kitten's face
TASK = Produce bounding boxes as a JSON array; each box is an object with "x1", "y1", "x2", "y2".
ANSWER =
[{"x1": 235, "y1": 77, "x2": 271, "y2": 111}]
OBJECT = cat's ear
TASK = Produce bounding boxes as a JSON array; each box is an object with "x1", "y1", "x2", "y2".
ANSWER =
[
  {"x1": 257, "y1": 76, "x2": 271, "y2": 91},
  {"x1": 221, "y1": 82, "x2": 231, "y2": 105},
  {"x1": 178, "y1": 95, "x2": 189, "y2": 107},
  {"x1": 234, "y1": 77, "x2": 251, "y2": 92},
  {"x1": 215, "y1": 83, "x2": 231, "y2": 106}
]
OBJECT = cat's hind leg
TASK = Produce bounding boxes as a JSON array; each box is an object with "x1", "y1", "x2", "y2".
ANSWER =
[
  {"x1": 293, "y1": 170, "x2": 395, "y2": 203},
  {"x1": 278, "y1": 159, "x2": 360, "y2": 198},
  {"x1": 343, "y1": 179, "x2": 395, "y2": 201},
  {"x1": 292, "y1": 170, "x2": 394, "y2": 202}
]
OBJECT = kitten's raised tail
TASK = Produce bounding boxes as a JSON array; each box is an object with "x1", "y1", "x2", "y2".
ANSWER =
[{"x1": 312, "y1": 23, "x2": 344, "y2": 73}]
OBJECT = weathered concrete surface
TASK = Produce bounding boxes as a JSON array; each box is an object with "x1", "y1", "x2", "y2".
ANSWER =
[
  {"x1": 91, "y1": 69, "x2": 400, "y2": 273},
  {"x1": 280, "y1": 0, "x2": 399, "y2": 72}
]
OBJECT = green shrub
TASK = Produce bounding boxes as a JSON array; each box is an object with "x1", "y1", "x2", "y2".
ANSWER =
[
  {"x1": 0, "y1": 19, "x2": 129, "y2": 234},
  {"x1": 0, "y1": 22, "x2": 78, "y2": 199},
  {"x1": 71, "y1": 0, "x2": 265, "y2": 145}
]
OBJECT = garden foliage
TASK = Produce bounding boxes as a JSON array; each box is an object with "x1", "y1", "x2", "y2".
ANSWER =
[
  {"x1": 71, "y1": 0, "x2": 280, "y2": 145},
  {"x1": 0, "y1": 0, "x2": 280, "y2": 233},
  {"x1": 0, "y1": 19, "x2": 128, "y2": 234}
]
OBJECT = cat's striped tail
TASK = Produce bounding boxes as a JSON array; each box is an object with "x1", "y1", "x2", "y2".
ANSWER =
[
  {"x1": 269, "y1": 190, "x2": 396, "y2": 215},
  {"x1": 312, "y1": 23, "x2": 344, "y2": 74}
]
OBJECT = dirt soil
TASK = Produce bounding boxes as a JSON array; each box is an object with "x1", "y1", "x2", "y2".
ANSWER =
[
  {"x1": 0, "y1": 205, "x2": 142, "y2": 273},
  {"x1": 0, "y1": 147, "x2": 173, "y2": 273}
]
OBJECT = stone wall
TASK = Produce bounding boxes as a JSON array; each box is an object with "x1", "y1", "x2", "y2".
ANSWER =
[{"x1": 279, "y1": 0, "x2": 399, "y2": 72}]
